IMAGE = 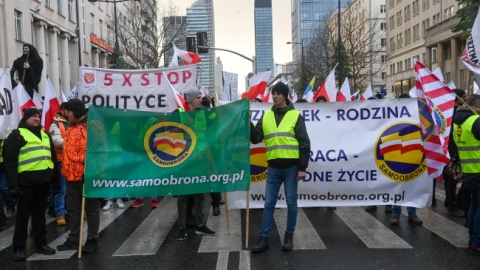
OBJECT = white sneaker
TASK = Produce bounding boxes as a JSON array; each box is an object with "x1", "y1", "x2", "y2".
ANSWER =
[
  {"x1": 116, "y1": 199, "x2": 125, "y2": 209},
  {"x1": 102, "y1": 200, "x2": 113, "y2": 211}
]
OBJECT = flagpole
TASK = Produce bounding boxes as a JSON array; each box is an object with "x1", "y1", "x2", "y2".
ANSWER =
[
  {"x1": 78, "y1": 191, "x2": 86, "y2": 258},
  {"x1": 245, "y1": 190, "x2": 250, "y2": 249},
  {"x1": 224, "y1": 192, "x2": 230, "y2": 234}
]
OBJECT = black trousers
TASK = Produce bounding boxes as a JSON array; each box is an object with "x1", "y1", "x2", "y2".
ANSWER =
[{"x1": 12, "y1": 183, "x2": 50, "y2": 250}]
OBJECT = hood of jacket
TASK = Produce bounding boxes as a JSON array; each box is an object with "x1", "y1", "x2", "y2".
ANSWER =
[{"x1": 454, "y1": 106, "x2": 480, "y2": 126}]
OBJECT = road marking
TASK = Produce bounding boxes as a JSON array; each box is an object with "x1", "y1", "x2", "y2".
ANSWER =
[
  {"x1": 113, "y1": 197, "x2": 177, "y2": 256},
  {"x1": 0, "y1": 216, "x2": 55, "y2": 251},
  {"x1": 28, "y1": 201, "x2": 131, "y2": 261},
  {"x1": 198, "y1": 208, "x2": 243, "y2": 252},
  {"x1": 274, "y1": 208, "x2": 326, "y2": 250},
  {"x1": 239, "y1": 250, "x2": 251, "y2": 270},
  {"x1": 336, "y1": 207, "x2": 412, "y2": 249},
  {"x1": 405, "y1": 207, "x2": 469, "y2": 248},
  {"x1": 216, "y1": 250, "x2": 229, "y2": 270}
]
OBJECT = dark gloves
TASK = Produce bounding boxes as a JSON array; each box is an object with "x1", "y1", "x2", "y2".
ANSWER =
[{"x1": 8, "y1": 187, "x2": 22, "y2": 198}]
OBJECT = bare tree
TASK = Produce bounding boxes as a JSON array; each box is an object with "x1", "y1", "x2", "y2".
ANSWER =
[{"x1": 113, "y1": 0, "x2": 186, "y2": 68}]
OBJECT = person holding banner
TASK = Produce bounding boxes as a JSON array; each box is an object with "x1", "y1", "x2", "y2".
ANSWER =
[
  {"x1": 175, "y1": 88, "x2": 216, "y2": 241},
  {"x1": 453, "y1": 94, "x2": 480, "y2": 255},
  {"x1": 57, "y1": 99, "x2": 100, "y2": 253},
  {"x1": 250, "y1": 82, "x2": 311, "y2": 253},
  {"x1": 3, "y1": 108, "x2": 60, "y2": 261}
]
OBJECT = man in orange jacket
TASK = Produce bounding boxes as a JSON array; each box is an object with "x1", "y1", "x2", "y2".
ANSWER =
[{"x1": 57, "y1": 99, "x2": 100, "y2": 253}]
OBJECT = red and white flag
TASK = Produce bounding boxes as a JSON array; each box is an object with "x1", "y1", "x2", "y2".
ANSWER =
[
  {"x1": 262, "y1": 91, "x2": 273, "y2": 103},
  {"x1": 33, "y1": 91, "x2": 43, "y2": 109},
  {"x1": 246, "y1": 70, "x2": 272, "y2": 100},
  {"x1": 41, "y1": 79, "x2": 61, "y2": 130},
  {"x1": 414, "y1": 58, "x2": 455, "y2": 178},
  {"x1": 462, "y1": 10, "x2": 480, "y2": 85},
  {"x1": 360, "y1": 84, "x2": 373, "y2": 100},
  {"x1": 15, "y1": 84, "x2": 37, "y2": 117},
  {"x1": 172, "y1": 43, "x2": 201, "y2": 65},
  {"x1": 162, "y1": 72, "x2": 185, "y2": 110},
  {"x1": 289, "y1": 90, "x2": 298, "y2": 103},
  {"x1": 313, "y1": 65, "x2": 336, "y2": 102},
  {"x1": 336, "y1": 78, "x2": 351, "y2": 102}
]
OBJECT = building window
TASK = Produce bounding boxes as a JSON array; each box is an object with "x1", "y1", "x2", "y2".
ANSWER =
[
  {"x1": 445, "y1": 45, "x2": 451, "y2": 59},
  {"x1": 397, "y1": 11, "x2": 403, "y2": 26},
  {"x1": 382, "y1": 72, "x2": 387, "y2": 80},
  {"x1": 444, "y1": 8, "x2": 449, "y2": 19},
  {"x1": 380, "y1": 5, "x2": 386, "y2": 13},
  {"x1": 99, "y1": 19, "x2": 103, "y2": 38},
  {"x1": 405, "y1": 5, "x2": 410, "y2": 21},
  {"x1": 389, "y1": 0, "x2": 395, "y2": 9},
  {"x1": 382, "y1": 38, "x2": 387, "y2": 47},
  {"x1": 389, "y1": 37, "x2": 395, "y2": 51},
  {"x1": 381, "y1": 22, "x2": 387, "y2": 30},
  {"x1": 45, "y1": 0, "x2": 51, "y2": 8},
  {"x1": 57, "y1": 0, "x2": 63, "y2": 15},
  {"x1": 91, "y1": 13, "x2": 95, "y2": 34},
  {"x1": 381, "y1": 55, "x2": 387, "y2": 63},
  {"x1": 390, "y1": 16, "x2": 395, "y2": 30},
  {"x1": 432, "y1": 47, "x2": 437, "y2": 62},
  {"x1": 68, "y1": 0, "x2": 74, "y2": 21},
  {"x1": 460, "y1": 69, "x2": 466, "y2": 81},
  {"x1": 14, "y1": 9, "x2": 22, "y2": 41}
]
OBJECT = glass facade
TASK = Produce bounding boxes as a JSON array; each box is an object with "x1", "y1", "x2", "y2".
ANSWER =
[
  {"x1": 254, "y1": 0, "x2": 274, "y2": 77},
  {"x1": 187, "y1": 0, "x2": 215, "y2": 93},
  {"x1": 291, "y1": 0, "x2": 351, "y2": 64}
]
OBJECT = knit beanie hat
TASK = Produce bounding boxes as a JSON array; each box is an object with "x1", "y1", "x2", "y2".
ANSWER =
[
  {"x1": 64, "y1": 99, "x2": 87, "y2": 117},
  {"x1": 22, "y1": 108, "x2": 41, "y2": 121},
  {"x1": 453, "y1": 89, "x2": 466, "y2": 100},
  {"x1": 184, "y1": 88, "x2": 202, "y2": 104},
  {"x1": 271, "y1": 82, "x2": 289, "y2": 101}
]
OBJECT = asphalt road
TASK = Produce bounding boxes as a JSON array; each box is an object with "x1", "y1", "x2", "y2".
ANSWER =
[{"x1": 0, "y1": 188, "x2": 478, "y2": 270}]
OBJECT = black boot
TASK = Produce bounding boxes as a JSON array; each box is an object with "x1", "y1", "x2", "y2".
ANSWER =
[
  {"x1": 282, "y1": 232, "x2": 294, "y2": 251},
  {"x1": 251, "y1": 237, "x2": 269, "y2": 253}
]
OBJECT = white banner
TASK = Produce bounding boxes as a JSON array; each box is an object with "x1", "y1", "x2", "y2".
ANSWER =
[
  {"x1": 78, "y1": 65, "x2": 196, "y2": 112},
  {"x1": 222, "y1": 71, "x2": 238, "y2": 101},
  {"x1": 228, "y1": 99, "x2": 432, "y2": 209},
  {"x1": 0, "y1": 68, "x2": 20, "y2": 139}
]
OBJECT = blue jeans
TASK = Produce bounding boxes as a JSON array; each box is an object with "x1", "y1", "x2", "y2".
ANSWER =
[
  {"x1": 468, "y1": 187, "x2": 480, "y2": 246},
  {"x1": 260, "y1": 165, "x2": 299, "y2": 238},
  {"x1": 0, "y1": 172, "x2": 16, "y2": 212},
  {"x1": 392, "y1": 205, "x2": 417, "y2": 216},
  {"x1": 54, "y1": 162, "x2": 66, "y2": 216}
]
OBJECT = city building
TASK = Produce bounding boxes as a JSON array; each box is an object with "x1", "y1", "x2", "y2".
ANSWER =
[
  {"x1": 186, "y1": 0, "x2": 215, "y2": 94},
  {"x1": 254, "y1": 0, "x2": 274, "y2": 77},
  {"x1": 329, "y1": 0, "x2": 387, "y2": 94},
  {"x1": 386, "y1": 0, "x2": 472, "y2": 96}
]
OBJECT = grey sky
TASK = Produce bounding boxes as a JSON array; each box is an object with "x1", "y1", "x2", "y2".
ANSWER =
[{"x1": 169, "y1": 0, "x2": 292, "y2": 91}]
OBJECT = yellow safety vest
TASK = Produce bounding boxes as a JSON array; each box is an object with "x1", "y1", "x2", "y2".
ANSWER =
[
  {"x1": 0, "y1": 140, "x2": 3, "y2": 163},
  {"x1": 262, "y1": 110, "x2": 300, "y2": 160},
  {"x1": 18, "y1": 128, "x2": 54, "y2": 173},
  {"x1": 453, "y1": 115, "x2": 480, "y2": 173},
  {"x1": 178, "y1": 108, "x2": 208, "y2": 151}
]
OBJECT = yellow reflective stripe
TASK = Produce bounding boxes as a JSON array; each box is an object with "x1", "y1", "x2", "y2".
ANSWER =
[
  {"x1": 266, "y1": 145, "x2": 299, "y2": 152},
  {"x1": 19, "y1": 145, "x2": 51, "y2": 155},
  {"x1": 18, "y1": 155, "x2": 52, "y2": 166},
  {"x1": 457, "y1": 146, "x2": 480, "y2": 151},
  {"x1": 264, "y1": 132, "x2": 295, "y2": 140}
]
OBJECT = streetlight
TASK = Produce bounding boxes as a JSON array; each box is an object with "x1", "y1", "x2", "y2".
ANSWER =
[{"x1": 88, "y1": 0, "x2": 140, "y2": 68}]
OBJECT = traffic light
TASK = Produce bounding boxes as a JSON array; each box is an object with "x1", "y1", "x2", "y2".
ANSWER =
[
  {"x1": 186, "y1": 37, "x2": 196, "y2": 53},
  {"x1": 197, "y1": 32, "x2": 208, "y2": 53}
]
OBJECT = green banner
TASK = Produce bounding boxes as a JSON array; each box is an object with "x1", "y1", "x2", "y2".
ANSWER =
[{"x1": 84, "y1": 99, "x2": 251, "y2": 198}]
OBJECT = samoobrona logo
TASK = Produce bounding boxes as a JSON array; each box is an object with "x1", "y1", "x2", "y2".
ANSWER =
[
  {"x1": 250, "y1": 144, "x2": 268, "y2": 183},
  {"x1": 374, "y1": 122, "x2": 426, "y2": 183},
  {"x1": 144, "y1": 122, "x2": 196, "y2": 168}
]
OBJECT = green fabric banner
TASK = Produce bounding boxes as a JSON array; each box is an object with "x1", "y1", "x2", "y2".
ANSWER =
[{"x1": 84, "y1": 99, "x2": 251, "y2": 198}]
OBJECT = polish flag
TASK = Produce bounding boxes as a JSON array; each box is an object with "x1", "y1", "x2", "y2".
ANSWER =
[
  {"x1": 33, "y1": 91, "x2": 44, "y2": 109},
  {"x1": 246, "y1": 70, "x2": 272, "y2": 100},
  {"x1": 311, "y1": 80, "x2": 327, "y2": 102},
  {"x1": 360, "y1": 84, "x2": 373, "y2": 100},
  {"x1": 313, "y1": 65, "x2": 337, "y2": 102},
  {"x1": 336, "y1": 78, "x2": 351, "y2": 102},
  {"x1": 41, "y1": 78, "x2": 61, "y2": 130},
  {"x1": 350, "y1": 90, "x2": 359, "y2": 100},
  {"x1": 262, "y1": 91, "x2": 273, "y2": 103},
  {"x1": 15, "y1": 84, "x2": 37, "y2": 117},
  {"x1": 162, "y1": 72, "x2": 185, "y2": 110},
  {"x1": 173, "y1": 43, "x2": 201, "y2": 65},
  {"x1": 289, "y1": 91, "x2": 298, "y2": 103}
]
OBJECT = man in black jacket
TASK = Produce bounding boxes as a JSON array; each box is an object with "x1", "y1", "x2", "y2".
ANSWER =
[
  {"x1": 10, "y1": 44, "x2": 43, "y2": 98},
  {"x1": 250, "y1": 82, "x2": 311, "y2": 253},
  {"x1": 3, "y1": 108, "x2": 59, "y2": 261}
]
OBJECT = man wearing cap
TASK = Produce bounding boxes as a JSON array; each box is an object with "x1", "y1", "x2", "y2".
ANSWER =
[
  {"x1": 3, "y1": 108, "x2": 60, "y2": 261},
  {"x1": 175, "y1": 88, "x2": 216, "y2": 241},
  {"x1": 57, "y1": 99, "x2": 100, "y2": 253},
  {"x1": 250, "y1": 82, "x2": 311, "y2": 253}
]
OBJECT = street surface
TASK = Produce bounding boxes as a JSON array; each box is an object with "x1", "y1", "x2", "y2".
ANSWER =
[{"x1": 0, "y1": 187, "x2": 478, "y2": 270}]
